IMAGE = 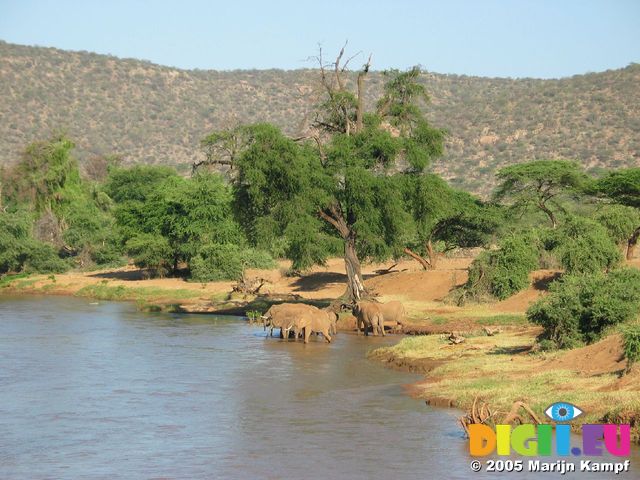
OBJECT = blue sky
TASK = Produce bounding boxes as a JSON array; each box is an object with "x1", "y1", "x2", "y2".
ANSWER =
[{"x1": 0, "y1": 0, "x2": 638, "y2": 78}]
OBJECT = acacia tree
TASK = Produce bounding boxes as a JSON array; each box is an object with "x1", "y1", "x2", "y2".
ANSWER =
[
  {"x1": 202, "y1": 52, "x2": 445, "y2": 300},
  {"x1": 401, "y1": 174, "x2": 499, "y2": 269},
  {"x1": 592, "y1": 168, "x2": 640, "y2": 259},
  {"x1": 494, "y1": 160, "x2": 587, "y2": 228}
]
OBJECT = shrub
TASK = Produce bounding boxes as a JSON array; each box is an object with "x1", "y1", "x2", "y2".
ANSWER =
[
  {"x1": 190, "y1": 243, "x2": 276, "y2": 282},
  {"x1": 456, "y1": 232, "x2": 539, "y2": 302},
  {"x1": 24, "y1": 243, "x2": 70, "y2": 274},
  {"x1": 556, "y1": 216, "x2": 621, "y2": 274},
  {"x1": 622, "y1": 325, "x2": 640, "y2": 373},
  {"x1": 125, "y1": 234, "x2": 173, "y2": 277},
  {"x1": 490, "y1": 234, "x2": 539, "y2": 299},
  {"x1": 528, "y1": 268, "x2": 640, "y2": 349},
  {"x1": 90, "y1": 243, "x2": 125, "y2": 267},
  {"x1": 0, "y1": 212, "x2": 33, "y2": 274}
]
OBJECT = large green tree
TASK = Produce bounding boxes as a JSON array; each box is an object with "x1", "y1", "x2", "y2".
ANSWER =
[
  {"x1": 202, "y1": 56, "x2": 445, "y2": 300},
  {"x1": 494, "y1": 160, "x2": 587, "y2": 228},
  {"x1": 107, "y1": 167, "x2": 243, "y2": 275}
]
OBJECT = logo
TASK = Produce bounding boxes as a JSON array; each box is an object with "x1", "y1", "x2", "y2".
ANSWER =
[{"x1": 469, "y1": 402, "x2": 631, "y2": 457}]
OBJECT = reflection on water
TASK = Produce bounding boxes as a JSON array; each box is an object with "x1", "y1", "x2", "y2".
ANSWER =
[{"x1": 0, "y1": 296, "x2": 637, "y2": 479}]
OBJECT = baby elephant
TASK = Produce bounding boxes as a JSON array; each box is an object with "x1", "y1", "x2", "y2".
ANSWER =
[{"x1": 352, "y1": 301, "x2": 385, "y2": 336}]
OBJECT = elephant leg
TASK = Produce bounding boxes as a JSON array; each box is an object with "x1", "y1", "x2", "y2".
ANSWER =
[{"x1": 324, "y1": 329, "x2": 332, "y2": 343}]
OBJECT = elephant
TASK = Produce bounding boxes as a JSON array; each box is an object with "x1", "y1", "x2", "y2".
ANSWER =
[
  {"x1": 352, "y1": 301, "x2": 385, "y2": 336},
  {"x1": 262, "y1": 303, "x2": 312, "y2": 339},
  {"x1": 291, "y1": 306, "x2": 333, "y2": 344},
  {"x1": 376, "y1": 300, "x2": 406, "y2": 331}
]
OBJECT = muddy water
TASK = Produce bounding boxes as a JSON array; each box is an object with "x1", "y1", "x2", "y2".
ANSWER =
[{"x1": 1, "y1": 296, "x2": 637, "y2": 479}]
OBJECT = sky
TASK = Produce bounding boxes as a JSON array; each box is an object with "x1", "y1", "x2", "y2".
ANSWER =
[{"x1": 0, "y1": 0, "x2": 638, "y2": 78}]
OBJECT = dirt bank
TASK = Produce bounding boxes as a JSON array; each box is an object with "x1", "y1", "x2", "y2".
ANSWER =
[{"x1": 369, "y1": 328, "x2": 640, "y2": 441}]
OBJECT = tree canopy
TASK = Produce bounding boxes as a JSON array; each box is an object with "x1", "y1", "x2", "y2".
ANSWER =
[{"x1": 494, "y1": 160, "x2": 587, "y2": 228}]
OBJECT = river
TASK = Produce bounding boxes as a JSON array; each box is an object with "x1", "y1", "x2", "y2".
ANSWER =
[{"x1": 1, "y1": 296, "x2": 637, "y2": 479}]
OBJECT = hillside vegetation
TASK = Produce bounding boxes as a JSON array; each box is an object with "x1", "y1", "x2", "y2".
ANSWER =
[{"x1": 1, "y1": 40, "x2": 639, "y2": 196}]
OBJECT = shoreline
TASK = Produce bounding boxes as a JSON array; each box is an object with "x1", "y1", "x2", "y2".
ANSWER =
[
  {"x1": 368, "y1": 332, "x2": 640, "y2": 443},
  {"x1": 3, "y1": 259, "x2": 639, "y2": 444}
]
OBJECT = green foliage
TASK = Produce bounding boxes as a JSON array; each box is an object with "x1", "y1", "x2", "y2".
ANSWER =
[
  {"x1": 0, "y1": 210, "x2": 34, "y2": 273},
  {"x1": 5, "y1": 134, "x2": 81, "y2": 212},
  {"x1": 592, "y1": 168, "x2": 640, "y2": 208},
  {"x1": 125, "y1": 234, "x2": 173, "y2": 277},
  {"x1": 109, "y1": 168, "x2": 245, "y2": 276},
  {"x1": 490, "y1": 234, "x2": 540, "y2": 299},
  {"x1": 595, "y1": 204, "x2": 640, "y2": 246},
  {"x1": 400, "y1": 174, "x2": 499, "y2": 261},
  {"x1": 528, "y1": 268, "x2": 640, "y2": 349},
  {"x1": 23, "y1": 243, "x2": 70, "y2": 274},
  {"x1": 189, "y1": 243, "x2": 275, "y2": 282},
  {"x1": 0, "y1": 210, "x2": 69, "y2": 274},
  {"x1": 622, "y1": 325, "x2": 640, "y2": 372},
  {"x1": 494, "y1": 160, "x2": 587, "y2": 227},
  {"x1": 555, "y1": 216, "x2": 621, "y2": 274},
  {"x1": 103, "y1": 165, "x2": 178, "y2": 203},
  {"x1": 457, "y1": 232, "x2": 539, "y2": 302}
]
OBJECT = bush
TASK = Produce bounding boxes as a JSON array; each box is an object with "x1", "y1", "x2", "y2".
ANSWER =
[
  {"x1": 24, "y1": 243, "x2": 70, "y2": 274},
  {"x1": 490, "y1": 234, "x2": 539, "y2": 299},
  {"x1": 556, "y1": 216, "x2": 621, "y2": 274},
  {"x1": 125, "y1": 234, "x2": 173, "y2": 277},
  {"x1": 90, "y1": 243, "x2": 125, "y2": 267},
  {"x1": 457, "y1": 232, "x2": 539, "y2": 302},
  {"x1": 189, "y1": 243, "x2": 276, "y2": 282},
  {"x1": 528, "y1": 268, "x2": 640, "y2": 349},
  {"x1": 622, "y1": 325, "x2": 640, "y2": 373},
  {"x1": 0, "y1": 211, "x2": 33, "y2": 273}
]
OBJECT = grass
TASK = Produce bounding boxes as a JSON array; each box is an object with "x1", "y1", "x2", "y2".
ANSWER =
[
  {"x1": 0, "y1": 272, "x2": 31, "y2": 288},
  {"x1": 476, "y1": 314, "x2": 527, "y2": 326},
  {"x1": 371, "y1": 330, "x2": 640, "y2": 441},
  {"x1": 74, "y1": 284, "x2": 201, "y2": 303}
]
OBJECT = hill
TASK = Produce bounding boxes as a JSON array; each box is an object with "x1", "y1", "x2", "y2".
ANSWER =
[{"x1": 1, "y1": 40, "x2": 638, "y2": 196}]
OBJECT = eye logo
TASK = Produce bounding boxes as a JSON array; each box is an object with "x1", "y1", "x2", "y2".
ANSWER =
[{"x1": 545, "y1": 402, "x2": 583, "y2": 422}]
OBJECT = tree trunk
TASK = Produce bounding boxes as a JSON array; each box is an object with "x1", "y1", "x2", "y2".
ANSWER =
[
  {"x1": 539, "y1": 202, "x2": 557, "y2": 228},
  {"x1": 403, "y1": 247, "x2": 431, "y2": 270},
  {"x1": 426, "y1": 239, "x2": 437, "y2": 269},
  {"x1": 345, "y1": 235, "x2": 366, "y2": 301},
  {"x1": 627, "y1": 226, "x2": 640, "y2": 260},
  {"x1": 317, "y1": 205, "x2": 366, "y2": 302}
]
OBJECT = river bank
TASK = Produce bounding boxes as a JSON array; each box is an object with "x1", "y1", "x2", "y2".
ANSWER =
[
  {"x1": 369, "y1": 329, "x2": 640, "y2": 442},
  {"x1": 3, "y1": 256, "x2": 639, "y2": 443}
]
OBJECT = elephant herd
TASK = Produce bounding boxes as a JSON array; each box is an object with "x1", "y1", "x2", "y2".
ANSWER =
[{"x1": 260, "y1": 300, "x2": 406, "y2": 343}]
